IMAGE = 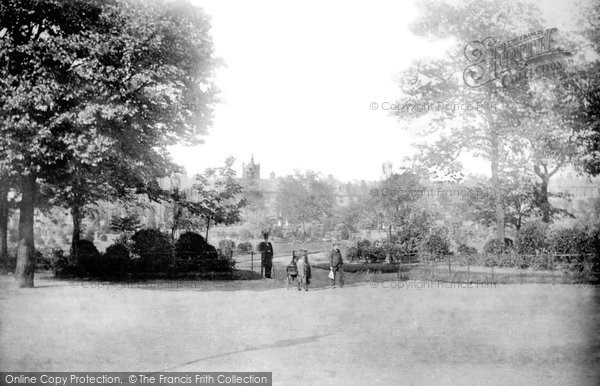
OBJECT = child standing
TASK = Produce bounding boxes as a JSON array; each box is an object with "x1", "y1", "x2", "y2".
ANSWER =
[{"x1": 296, "y1": 254, "x2": 309, "y2": 291}]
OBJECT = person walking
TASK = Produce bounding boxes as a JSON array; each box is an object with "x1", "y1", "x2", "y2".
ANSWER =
[
  {"x1": 329, "y1": 241, "x2": 344, "y2": 287},
  {"x1": 257, "y1": 232, "x2": 274, "y2": 278}
]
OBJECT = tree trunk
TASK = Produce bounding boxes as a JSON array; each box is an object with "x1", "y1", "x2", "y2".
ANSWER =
[
  {"x1": 490, "y1": 129, "x2": 505, "y2": 241},
  {"x1": 205, "y1": 217, "x2": 210, "y2": 242},
  {"x1": 0, "y1": 181, "x2": 9, "y2": 270},
  {"x1": 15, "y1": 174, "x2": 36, "y2": 288},
  {"x1": 539, "y1": 176, "x2": 551, "y2": 223},
  {"x1": 71, "y1": 204, "x2": 82, "y2": 260},
  {"x1": 171, "y1": 194, "x2": 179, "y2": 243},
  {"x1": 534, "y1": 162, "x2": 561, "y2": 224},
  {"x1": 388, "y1": 223, "x2": 393, "y2": 264}
]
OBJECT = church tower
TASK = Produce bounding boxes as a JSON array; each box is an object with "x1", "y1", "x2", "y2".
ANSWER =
[{"x1": 242, "y1": 155, "x2": 260, "y2": 181}]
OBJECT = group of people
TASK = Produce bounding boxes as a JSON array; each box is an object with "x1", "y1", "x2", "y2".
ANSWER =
[{"x1": 257, "y1": 232, "x2": 345, "y2": 290}]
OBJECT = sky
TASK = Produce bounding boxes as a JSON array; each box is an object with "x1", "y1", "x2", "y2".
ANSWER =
[{"x1": 169, "y1": 0, "x2": 580, "y2": 182}]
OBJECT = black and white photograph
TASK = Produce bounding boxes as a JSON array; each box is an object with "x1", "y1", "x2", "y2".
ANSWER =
[{"x1": 0, "y1": 0, "x2": 599, "y2": 385}]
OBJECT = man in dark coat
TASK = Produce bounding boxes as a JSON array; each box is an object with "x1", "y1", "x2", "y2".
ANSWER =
[
  {"x1": 329, "y1": 241, "x2": 344, "y2": 287},
  {"x1": 257, "y1": 232, "x2": 274, "y2": 278}
]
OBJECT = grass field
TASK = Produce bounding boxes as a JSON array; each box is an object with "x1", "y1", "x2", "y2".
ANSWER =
[{"x1": 1, "y1": 272, "x2": 599, "y2": 385}]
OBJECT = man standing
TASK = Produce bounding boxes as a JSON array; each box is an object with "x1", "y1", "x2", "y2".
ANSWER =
[
  {"x1": 257, "y1": 232, "x2": 274, "y2": 278},
  {"x1": 329, "y1": 241, "x2": 344, "y2": 287}
]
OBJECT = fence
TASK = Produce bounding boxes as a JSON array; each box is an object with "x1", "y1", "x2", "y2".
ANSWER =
[
  {"x1": 233, "y1": 250, "x2": 321, "y2": 276},
  {"x1": 232, "y1": 250, "x2": 599, "y2": 285},
  {"x1": 362, "y1": 253, "x2": 600, "y2": 285}
]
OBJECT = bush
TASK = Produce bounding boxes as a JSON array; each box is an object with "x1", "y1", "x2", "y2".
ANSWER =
[
  {"x1": 131, "y1": 229, "x2": 173, "y2": 273},
  {"x1": 420, "y1": 227, "x2": 450, "y2": 256},
  {"x1": 73, "y1": 240, "x2": 102, "y2": 276},
  {"x1": 483, "y1": 239, "x2": 513, "y2": 254},
  {"x1": 346, "y1": 246, "x2": 359, "y2": 261},
  {"x1": 237, "y1": 241, "x2": 253, "y2": 254},
  {"x1": 102, "y1": 243, "x2": 131, "y2": 277},
  {"x1": 355, "y1": 239, "x2": 371, "y2": 261},
  {"x1": 52, "y1": 249, "x2": 72, "y2": 277},
  {"x1": 2, "y1": 251, "x2": 17, "y2": 273},
  {"x1": 515, "y1": 220, "x2": 549, "y2": 254},
  {"x1": 548, "y1": 227, "x2": 593, "y2": 254},
  {"x1": 35, "y1": 248, "x2": 53, "y2": 271},
  {"x1": 457, "y1": 244, "x2": 477, "y2": 255},
  {"x1": 362, "y1": 245, "x2": 387, "y2": 263},
  {"x1": 175, "y1": 232, "x2": 228, "y2": 273},
  {"x1": 218, "y1": 239, "x2": 236, "y2": 258}
]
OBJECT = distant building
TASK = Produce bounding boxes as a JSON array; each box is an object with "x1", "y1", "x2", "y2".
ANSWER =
[
  {"x1": 549, "y1": 169, "x2": 600, "y2": 214},
  {"x1": 242, "y1": 155, "x2": 261, "y2": 181},
  {"x1": 88, "y1": 156, "x2": 373, "y2": 241}
]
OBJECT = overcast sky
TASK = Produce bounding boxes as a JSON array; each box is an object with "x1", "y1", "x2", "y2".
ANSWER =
[{"x1": 170, "y1": 0, "x2": 579, "y2": 182}]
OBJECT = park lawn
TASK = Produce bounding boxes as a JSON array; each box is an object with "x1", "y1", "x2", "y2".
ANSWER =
[{"x1": 1, "y1": 272, "x2": 599, "y2": 385}]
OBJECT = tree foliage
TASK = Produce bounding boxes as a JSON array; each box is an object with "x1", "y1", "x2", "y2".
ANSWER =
[
  {"x1": 189, "y1": 157, "x2": 247, "y2": 241},
  {"x1": 276, "y1": 171, "x2": 335, "y2": 237},
  {"x1": 0, "y1": 0, "x2": 218, "y2": 286}
]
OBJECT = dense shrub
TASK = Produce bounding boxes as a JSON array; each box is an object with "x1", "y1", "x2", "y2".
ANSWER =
[
  {"x1": 35, "y1": 248, "x2": 53, "y2": 270},
  {"x1": 131, "y1": 229, "x2": 173, "y2": 273},
  {"x1": 362, "y1": 244, "x2": 387, "y2": 263},
  {"x1": 349, "y1": 240, "x2": 383, "y2": 263},
  {"x1": 218, "y1": 239, "x2": 236, "y2": 258},
  {"x1": 386, "y1": 242, "x2": 417, "y2": 263},
  {"x1": 347, "y1": 240, "x2": 415, "y2": 263},
  {"x1": 3, "y1": 252, "x2": 16, "y2": 272},
  {"x1": 346, "y1": 246, "x2": 359, "y2": 261},
  {"x1": 72, "y1": 240, "x2": 102, "y2": 276},
  {"x1": 175, "y1": 232, "x2": 228, "y2": 272},
  {"x1": 237, "y1": 241, "x2": 253, "y2": 254},
  {"x1": 457, "y1": 244, "x2": 478, "y2": 255},
  {"x1": 102, "y1": 243, "x2": 131, "y2": 276},
  {"x1": 515, "y1": 221, "x2": 549, "y2": 254},
  {"x1": 419, "y1": 227, "x2": 450, "y2": 256},
  {"x1": 483, "y1": 239, "x2": 514, "y2": 254},
  {"x1": 548, "y1": 227, "x2": 593, "y2": 254},
  {"x1": 52, "y1": 249, "x2": 72, "y2": 277},
  {"x1": 396, "y1": 208, "x2": 435, "y2": 251}
]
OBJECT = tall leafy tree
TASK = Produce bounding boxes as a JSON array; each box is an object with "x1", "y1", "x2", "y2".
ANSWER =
[
  {"x1": 393, "y1": 0, "x2": 578, "y2": 241},
  {"x1": 373, "y1": 169, "x2": 424, "y2": 248},
  {"x1": 571, "y1": 0, "x2": 600, "y2": 176},
  {"x1": 190, "y1": 157, "x2": 247, "y2": 242},
  {"x1": 0, "y1": 0, "x2": 218, "y2": 287},
  {"x1": 276, "y1": 171, "x2": 336, "y2": 238}
]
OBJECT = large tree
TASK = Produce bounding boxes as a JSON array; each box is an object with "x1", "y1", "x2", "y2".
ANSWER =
[
  {"x1": 571, "y1": 0, "x2": 600, "y2": 176},
  {"x1": 189, "y1": 157, "x2": 247, "y2": 242},
  {"x1": 0, "y1": 0, "x2": 217, "y2": 287},
  {"x1": 0, "y1": 171, "x2": 12, "y2": 269},
  {"x1": 373, "y1": 168, "x2": 424, "y2": 249},
  {"x1": 276, "y1": 171, "x2": 336, "y2": 238},
  {"x1": 393, "y1": 0, "x2": 579, "y2": 240}
]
